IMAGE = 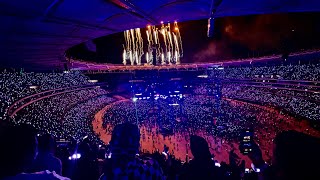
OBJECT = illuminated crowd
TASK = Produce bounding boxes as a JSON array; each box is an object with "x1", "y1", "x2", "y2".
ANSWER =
[
  {"x1": 63, "y1": 95, "x2": 114, "y2": 143},
  {"x1": 222, "y1": 86, "x2": 320, "y2": 122},
  {"x1": 101, "y1": 92, "x2": 299, "y2": 143},
  {"x1": 0, "y1": 70, "x2": 115, "y2": 143},
  {"x1": 0, "y1": 71, "x2": 90, "y2": 120},
  {"x1": 0, "y1": 62, "x2": 320, "y2": 180},
  {"x1": 14, "y1": 88, "x2": 111, "y2": 140},
  {"x1": 215, "y1": 63, "x2": 320, "y2": 81},
  {"x1": 0, "y1": 63, "x2": 318, "y2": 145}
]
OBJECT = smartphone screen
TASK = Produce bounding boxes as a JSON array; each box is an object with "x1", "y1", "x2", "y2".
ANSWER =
[{"x1": 240, "y1": 130, "x2": 253, "y2": 154}]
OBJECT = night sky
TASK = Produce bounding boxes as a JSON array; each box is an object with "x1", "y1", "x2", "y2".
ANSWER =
[{"x1": 67, "y1": 12, "x2": 320, "y2": 64}]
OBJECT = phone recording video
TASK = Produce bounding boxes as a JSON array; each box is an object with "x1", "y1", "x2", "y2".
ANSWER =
[{"x1": 240, "y1": 129, "x2": 253, "y2": 154}]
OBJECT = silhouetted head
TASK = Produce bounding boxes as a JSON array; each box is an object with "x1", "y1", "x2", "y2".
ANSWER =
[
  {"x1": 190, "y1": 135, "x2": 211, "y2": 160},
  {"x1": 77, "y1": 141, "x2": 92, "y2": 158},
  {"x1": 0, "y1": 124, "x2": 37, "y2": 178},
  {"x1": 273, "y1": 130, "x2": 320, "y2": 180},
  {"x1": 110, "y1": 123, "x2": 140, "y2": 158},
  {"x1": 37, "y1": 134, "x2": 55, "y2": 153}
]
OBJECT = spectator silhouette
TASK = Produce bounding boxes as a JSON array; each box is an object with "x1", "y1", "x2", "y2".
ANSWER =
[
  {"x1": 0, "y1": 123, "x2": 69, "y2": 180},
  {"x1": 180, "y1": 135, "x2": 223, "y2": 180},
  {"x1": 72, "y1": 141, "x2": 100, "y2": 180},
  {"x1": 29, "y1": 134, "x2": 62, "y2": 175},
  {"x1": 100, "y1": 123, "x2": 164, "y2": 180},
  {"x1": 249, "y1": 130, "x2": 320, "y2": 180}
]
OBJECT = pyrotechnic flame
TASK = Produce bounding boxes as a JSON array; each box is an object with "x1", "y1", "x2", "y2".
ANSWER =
[
  {"x1": 161, "y1": 53, "x2": 165, "y2": 65},
  {"x1": 122, "y1": 21, "x2": 183, "y2": 66}
]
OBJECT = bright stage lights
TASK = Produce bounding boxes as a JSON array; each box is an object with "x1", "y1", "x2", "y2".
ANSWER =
[{"x1": 132, "y1": 97, "x2": 138, "y2": 102}]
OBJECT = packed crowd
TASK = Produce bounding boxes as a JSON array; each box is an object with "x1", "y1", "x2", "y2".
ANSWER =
[
  {"x1": 1, "y1": 121, "x2": 320, "y2": 180},
  {"x1": 100, "y1": 93, "x2": 319, "y2": 155},
  {"x1": 0, "y1": 71, "x2": 91, "y2": 120},
  {"x1": 213, "y1": 63, "x2": 320, "y2": 81},
  {"x1": 0, "y1": 70, "x2": 115, "y2": 143},
  {"x1": 0, "y1": 61, "x2": 320, "y2": 179},
  {"x1": 223, "y1": 84, "x2": 320, "y2": 121},
  {"x1": 63, "y1": 95, "x2": 115, "y2": 143},
  {"x1": 14, "y1": 88, "x2": 111, "y2": 140}
]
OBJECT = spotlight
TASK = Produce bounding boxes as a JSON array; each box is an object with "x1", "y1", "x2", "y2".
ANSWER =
[{"x1": 132, "y1": 97, "x2": 138, "y2": 102}]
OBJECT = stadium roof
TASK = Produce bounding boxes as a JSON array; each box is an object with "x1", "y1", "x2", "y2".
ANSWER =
[{"x1": 1, "y1": 0, "x2": 320, "y2": 70}]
